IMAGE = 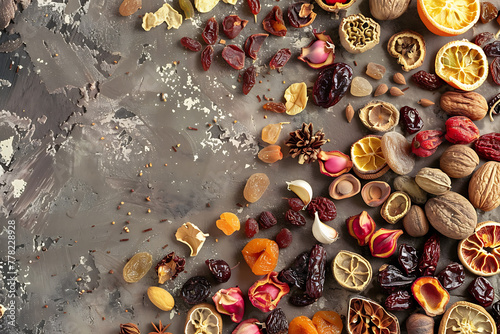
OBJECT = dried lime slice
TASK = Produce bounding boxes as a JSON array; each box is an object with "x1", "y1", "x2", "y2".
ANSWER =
[
  {"x1": 438, "y1": 301, "x2": 496, "y2": 334},
  {"x1": 123, "y1": 252, "x2": 153, "y2": 283},
  {"x1": 185, "y1": 303, "x2": 222, "y2": 334},
  {"x1": 332, "y1": 250, "x2": 372, "y2": 292}
]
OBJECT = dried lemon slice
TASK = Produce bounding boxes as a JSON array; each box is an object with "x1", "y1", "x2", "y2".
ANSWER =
[
  {"x1": 350, "y1": 135, "x2": 389, "y2": 180},
  {"x1": 438, "y1": 301, "x2": 496, "y2": 334},
  {"x1": 185, "y1": 303, "x2": 222, "y2": 334},
  {"x1": 435, "y1": 40, "x2": 488, "y2": 91},
  {"x1": 417, "y1": 0, "x2": 480, "y2": 36},
  {"x1": 332, "y1": 250, "x2": 372, "y2": 292},
  {"x1": 458, "y1": 221, "x2": 500, "y2": 276}
]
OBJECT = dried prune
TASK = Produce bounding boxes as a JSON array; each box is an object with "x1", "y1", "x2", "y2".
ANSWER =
[
  {"x1": 468, "y1": 277, "x2": 494, "y2": 307},
  {"x1": 384, "y1": 290, "x2": 413, "y2": 311},
  {"x1": 288, "y1": 2, "x2": 316, "y2": 28},
  {"x1": 278, "y1": 251, "x2": 309, "y2": 289},
  {"x1": 418, "y1": 234, "x2": 440, "y2": 276},
  {"x1": 269, "y1": 48, "x2": 291, "y2": 70},
  {"x1": 242, "y1": 66, "x2": 256, "y2": 95},
  {"x1": 276, "y1": 228, "x2": 292, "y2": 248},
  {"x1": 377, "y1": 264, "x2": 415, "y2": 293},
  {"x1": 202, "y1": 17, "x2": 218, "y2": 45},
  {"x1": 398, "y1": 244, "x2": 418, "y2": 276},
  {"x1": 400, "y1": 106, "x2": 424, "y2": 134},
  {"x1": 221, "y1": 45, "x2": 245, "y2": 70},
  {"x1": 306, "y1": 244, "x2": 326, "y2": 299},
  {"x1": 474, "y1": 32, "x2": 496, "y2": 48},
  {"x1": 245, "y1": 218, "x2": 259, "y2": 238},
  {"x1": 306, "y1": 197, "x2": 337, "y2": 222},
  {"x1": 480, "y1": 2, "x2": 498, "y2": 23},
  {"x1": 222, "y1": 15, "x2": 248, "y2": 39},
  {"x1": 180, "y1": 37, "x2": 202, "y2": 52},
  {"x1": 205, "y1": 259, "x2": 231, "y2": 283},
  {"x1": 201, "y1": 45, "x2": 214, "y2": 71},
  {"x1": 475, "y1": 133, "x2": 500, "y2": 161},
  {"x1": 259, "y1": 211, "x2": 277, "y2": 229},
  {"x1": 411, "y1": 70, "x2": 444, "y2": 91},
  {"x1": 155, "y1": 252, "x2": 185, "y2": 284},
  {"x1": 492, "y1": 301, "x2": 500, "y2": 331},
  {"x1": 484, "y1": 41, "x2": 500, "y2": 57},
  {"x1": 285, "y1": 209, "x2": 306, "y2": 226},
  {"x1": 262, "y1": 6, "x2": 287, "y2": 37},
  {"x1": 490, "y1": 57, "x2": 500, "y2": 85},
  {"x1": 437, "y1": 262, "x2": 465, "y2": 291},
  {"x1": 181, "y1": 276, "x2": 211, "y2": 304},
  {"x1": 265, "y1": 308, "x2": 288, "y2": 334},
  {"x1": 244, "y1": 33, "x2": 268, "y2": 60},
  {"x1": 312, "y1": 62, "x2": 353, "y2": 108},
  {"x1": 289, "y1": 292, "x2": 317, "y2": 306}
]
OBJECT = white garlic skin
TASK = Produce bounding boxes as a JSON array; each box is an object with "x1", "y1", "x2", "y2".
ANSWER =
[{"x1": 312, "y1": 212, "x2": 339, "y2": 244}]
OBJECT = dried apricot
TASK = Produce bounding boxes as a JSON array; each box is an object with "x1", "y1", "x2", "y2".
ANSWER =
[
  {"x1": 312, "y1": 311, "x2": 343, "y2": 334},
  {"x1": 216, "y1": 212, "x2": 240, "y2": 235},
  {"x1": 241, "y1": 238, "x2": 279, "y2": 275},
  {"x1": 289, "y1": 316, "x2": 319, "y2": 334}
]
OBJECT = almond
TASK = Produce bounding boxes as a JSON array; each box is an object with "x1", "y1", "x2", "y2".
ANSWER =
[
  {"x1": 393, "y1": 72, "x2": 406, "y2": 85},
  {"x1": 389, "y1": 87, "x2": 404, "y2": 96},
  {"x1": 147, "y1": 286, "x2": 175, "y2": 311},
  {"x1": 346, "y1": 103, "x2": 354, "y2": 123},
  {"x1": 374, "y1": 83, "x2": 388, "y2": 97},
  {"x1": 418, "y1": 98, "x2": 435, "y2": 107}
]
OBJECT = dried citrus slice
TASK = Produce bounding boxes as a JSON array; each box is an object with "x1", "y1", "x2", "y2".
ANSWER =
[
  {"x1": 350, "y1": 135, "x2": 389, "y2": 180},
  {"x1": 438, "y1": 301, "x2": 496, "y2": 334},
  {"x1": 184, "y1": 303, "x2": 222, "y2": 334},
  {"x1": 435, "y1": 40, "x2": 488, "y2": 91},
  {"x1": 417, "y1": 0, "x2": 480, "y2": 36},
  {"x1": 332, "y1": 250, "x2": 372, "y2": 292},
  {"x1": 458, "y1": 221, "x2": 500, "y2": 276}
]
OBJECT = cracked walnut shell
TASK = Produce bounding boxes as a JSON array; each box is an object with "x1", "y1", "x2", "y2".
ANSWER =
[
  {"x1": 387, "y1": 30, "x2": 426, "y2": 72},
  {"x1": 359, "y1": 101, "x2": 400, "y2": 132},
  {"x1": 339, "y1": 14, "x2": 380, "y2": 54},
  {"x1": 333, "y1": 250, "x2": 372, "y2": 292},
  {"x1": 348, "y1": 296, "x2": 400, "y2": 334},
  {"x1": 438, "y1": 301, "x2": 496, "y2": 334}
]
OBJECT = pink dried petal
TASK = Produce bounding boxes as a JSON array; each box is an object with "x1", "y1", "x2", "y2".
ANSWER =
[{"x1": 213, "y1": 287, "x2": 245, "y2": 323}]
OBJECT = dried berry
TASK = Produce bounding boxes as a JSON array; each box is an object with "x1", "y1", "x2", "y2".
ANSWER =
[
  {"x1": 276, "y1": 228, "x2": 292, "y2": 248},
  {"x1": 474, "y1": 32, "x2": 496, "y2": 48},
  {"x1": 411, "y1": 70, "x2": 444, "y2": 91},
  {"x1": 480, "y1": 2, "x2": 498, "y2": 24},
  {"x1": 418, "y1": 234, "x2": 440, "y2": 276},
  {"x1": 262, "y1": 6, "x2": 287, "y2": 37},
  {"x1": 378, "y1": 264, "x2": 415, "y2": 293},
  {"x1": 384, "y1": 290, "x2": 414, "y2": 311},
  {"x1": 484, "y1": 41, "x2": 500, "y2": 57},
  {"x1": 155, "y1": 252, "x2": 186, "y2": 284},
  {"x1": 475, "y1": 133, "x2": 500, "y2": 161},
  {"x1": 181, "y1": 276, "x2": 211, "y2": 304},
  {"x1": 284, "y1": 209, "x2": 306, "y2": 226},
  {"x1": 306, "y1": 197, "x2": 337, "y2": 222},
  {"x1": 259, "y1": 211, "x2": 277, "y2": 229},
  {"x1": 411, "y1": 130, "x2": 445, "y2": 157},
  {"x1": 400, "y1": 106, "x2": 424, "y2": 134},
  {"x1": 289, "y1": 292, "x2": 317, "y2": 306},
  {"x1": 222, "y1": 15, "x2": 248, "y2": 39},
  {"x1": 278, "y1": 251, "x2": 309, "y2": 289},
  {"x1": 468, "y1": 277, "x2": 494, "y2": 307},
  {"x1": 437, "y1": 262, "x2": 465, "y2": 291},
  {"x1": 445, "y1": 116, "x2": 480, "y2": 144},
  {"x1": 202, "y1": 17, "x2": 218, "y2": 45},
  {"x1": 180, "y1": 37, "x2": 202, "y2": 52},
  {"x1": 398, "y1": 244, "x2": 418, "y2": 276},
  {"x1": 269, "y1": 48, "x2": 292, "y2": 70},
  {"x1": 221, "y1": 45, "x2": 245, "y2": 70},
  {"x1": 201, "y1": 45, "x2": 214, "y2": 71},
  {"x1": 242, "y1": 66, "x2": 256, "y2": 95},
  {"x1": 288, "y1": 198, "x2": 305, "y2": 211},
  {"x1": 306, "y1": 244, "x2": 326, "y2": 299},
  {"x1": 247, "y1": 0, "x2": 261, "y2": 17},
  {"x1": 244, "y1": 33, "x2": 268, "y2": 60},
  {"x1": 205, "y1": 259, "x2": 231, "y2": 283},
  {"x1": 245, "y1": 218, "x2": 259, "y2": 238},
  {"x1": 490, "y1": 57, "x2": 500, "y2": 85},
  {"x1": 266, "y1": 308, "x2": 288, "y2": 334},
  {"x1": 263, "y1": 102, "x2": 287, "y2": 113},
  {"x1": 312, "y1": 62, "x2": 353, "y2": 108}
]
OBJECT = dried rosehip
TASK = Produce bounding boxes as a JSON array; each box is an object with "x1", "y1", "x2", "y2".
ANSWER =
[
  {"x1": 306, "y1": 197, "x2": 337, "y2": 222},
  {"x1": 206, "y1": 259, "x2": 231, "y2": 283},
  {"x1": 490, "y1": 57, "x2": 500, "y2": 85},
  {"x1": 202, "y1": 17, "x2": 218, "y2": 45},
  {"x1": 181, "y1": 276, "x2": 211, "y2": 304},
  {"x1": 287, "y1": 198, "x2": 305, "y2": 211},
  {"x1": 180, "y1": 37, "x2": 202, "y2": 52},
  {"x1": 259, "y1": 211, "x2": 277, "y2": 229},
  {"x1": 245, "y1": 218, "x2": 259, "y2": 238},
  {"x1": 212, "y1": 287, "x2": 245, "y2": 323},
  {"x1": 398, "y1": 244, "x2": 418, "y2": 276},
  {"x1": 242, "y1": 66, "x2": 256, "y2": 95},
  {"x1": 411, "y1": 70, "x2": 444, "y2": 91},
  {"x1": 468, "y1": 277, "x2": 494, "y2": 307},
  {"x1": 288, "y1": 2, "x2": 316, "y2": 28},
  {"x1": 265, "y1": 308, "x2": 288, "y2": 334},
  {"x1": 269, "y1": 48, "x2": 291, "y2": 70},
  {"x1": 262, "y1": 6, "x2": 287, "y2": 37},
  {"x1": 222, "y1": 15, "x2": 248, "y2": 39},
  {"x1": 480, "y1": 2, "x2": 499, "y2": 24},
  {"x1": 411, "y1": 130, "x2": 445, "y2": 157},
  {"x1": 278, "y1": 251, "x2": 309, "y2": 289},
  {"x1": 475, "y1": 133, "x2": 500, "y2": 161},
  {"x1": 248, "y1": 271, "x2": 290, "y2": 312},
  {"x1": 418, "y1": 234, "x2": 440, "y2": 276},
  {"x1": 155, "y1": 252, "x2": 186, "y2": 284},
  {"x1": 222, "y1": 45, "x2": 245, "y2": 70},
  {"x1": 306, "y1": 244, "x2": 326, "y2": 299},
  {"x1": 400, "y1": 106, "x2": 424, "y2": 134},
  {"x1": 312, "y1": 63, "x2": 353, "y2": 108},
  {"x1": 378, "y1": 264, "x2": 415, "y2": 293},
  {"x1": 244, "y1": 33, "x2": 268, "y2": 60},
  {"x1": 201, "y1": 45, "x2": 214, "y2": 71},
  {"x1": 284, "y1": 209, "x2": 306, "y2": 226},
  {"x1": 384, "y1": 290, "x2": 413, "y2": 311},
  {"x1": 445, "y1": 116, "x2": 480, "y2": 144},
  {"x1": 474, "y1": 32, "x2": 496, "y2": 48},
  {"x1": 437, "y1": 262, "x2": 465, "y2": 291},
  {"x1": 247, "y1": 0, "x2": 261, "y2": 18}
]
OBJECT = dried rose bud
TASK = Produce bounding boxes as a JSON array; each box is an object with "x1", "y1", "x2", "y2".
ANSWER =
[
  {"x1": 248, "y1": 271, "x2": 290, "y2": 312},
  {"x1": 346, "y1": 211, "x2": 376, "y2": 246},
  {"x1": 212, "y1": 287, "x2": 245, "y2": 323},
  {"x1": 155, "y1": 252, "x2": 186, "y2": 284},
  {"x1": 232, "y1": 318, "x2": 264, "y2": 334},
  {"x1": 298, "y1": 30, "x2": 335, "y2": 69},
  {"x1": 369, "y1": 228, "x2": 403, "y2": 258}
]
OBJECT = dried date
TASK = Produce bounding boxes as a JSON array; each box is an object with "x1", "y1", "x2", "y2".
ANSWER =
[
  {"x1": 475, "y1": 133, "x2": 500, "y2": 162},
  {"x1": 411, "y1": 70, "x2": 444, "y2": 91},
  {"x1": 244, "y1": 33, "x2": 268, "y2": 60},
  {"x1": 378, "y1": 264, "x2": 415, "y2": 293},
  {"x1": 306, "y1": 244, "x2": 326, "y2": 299},
  {"x1": 289, "y1": 292, "x2": 316, "y2": 306},
  {"x1": 222, "y1": 15, "x2": 248, "y2": 39},
  {"x1": 278, "y1": 251, "x2": 309, "y2": 289},
  {"x1": 269, "y1": 48, "x2": 291, "y2": 70},
  {"x1": 242, "y1": 66, "x2": 256, "y2": 95},
  {"x1": 418, "y1": 234, "x2": 440, "y2": 276},
  {"x1": 437, "y1": 262, "x2": 465, "y2": 291},
  {"x1": 221, "y1": 45, "x2": 245, "y2": 70},
  {"x1": 468, "y1": 277, "x2": 494, "y2": 307},
  {"x1": 180, "y1": 37, "x2": 202, "y2": 52},
  {"x1": 201, "y1": 45, "x2": 214, "y2": 71},
  {"x1": 400, "y1": 106, "x2": 424, "y2": 134},
  {"x1": 312, "y1": 62, "x2": 353, "y2": 108},
  {"x1": 202, "y1": 17, "x2": 218, "y2": 45},
  {"x1": 306, "y1": 197, "x2": 337, "y2": 222},
  {"x1": 398, "y1": 244, "x2": 418, "y2": 276},
  {"x1": 262, "y1": 6, "x2": 287, "y2": 37},
  {"x1": 384, "y1": 290, "x2": 413, "y2": 311}
]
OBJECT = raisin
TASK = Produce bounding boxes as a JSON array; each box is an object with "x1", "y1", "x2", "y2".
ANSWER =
[
  {"x1": 265, "y1": 308, "x2": 288, "y2": 334},
  {"x1": 262, "y1": 6, "x2": 287, "y2": 37},
  {"x1": 180, "y1": 37, "x2": 202, "y2": 52},
  {"x1": 484, "y1": 41, "x2": 500, "y2": 57},
  {"x1": 436, "y1": 262, "x2": 465, "y2": 291},
  {"x1": 377, "y1": 264, "x2": 415, "y2": 293},
  {"x1": 490, "y1": 57, "x2": 500, "y2": 85},
  {"x1": 400, "y1": 106, "x2": 424, "y2": 134},
  {"x1": 398, "y1": 244, "x2": 418, "y2": 276},
  {"x1": 222, "y1": 15, "x2": 248, "y2": 39},
  {"x1": 201, "y1": 45, "x2": 213, "y2": 71},
  {"x1": 312, "y1": 63, "x2": 353, "y2": 108},
  {"x1": 384, "y1": 290, "x2": 414, "y2": 311},
  {"x1": 278, "y1": 251, "x2": 309, "y2": 289},
  {"x1": 411, "y1": 70, "x2": 444, "y2": 91},
  {"x1": 418, "y1": 234, "x2": 440, "y2": 276},
  {"x1": 242, "y1": 66, "x2": 256, "y2": 95},
  {"x1": 269, "y1": 48, "x2": 292, "y2": 70},
  {"x1": 276, "y1": 228, "x2": 292, "y2": 248},
  {"x1": 179, "y1": 0, "x2": 194, "y2": 19},
  {"x1": 287, "y1": 198, "x2": 305, "y2": 211},
  {"x1": 306, "y1": 244, "x2": 326, "y2": 299},
  {"x1": 474, "y1": 32, "x2": 496, "y2": 48},
  {"x1": 475, "y1": 133, "x2": 500, "y2": 162},
  {"x1": 202, "y1": 17, "x2": 218, "y2": 45},
  {"x1": 244, "y1": 33, "x2": 268, "y2": 60},
  {"x1": 480, "y1": 2, "x2": 498, "y2": 23},
  {"x1": 306, "y1": 197, "x2": 337, "y2": 222},
  {"x1": 221, "y1": 45, "x2": 245, "y2": 70},
  {"x1": 259, "y1": 211, "x2": 277, "y2": 229},
  {"x1": 468, "y1": 277, "x2": 494, "y2": 307},
  {"x1": 181, "y1": 276, "x2": 211, "y2": 304},
  {"x1": 245, "y1": 218, "x2": 259, "y2": 238},
  {"x1": 263, "y1": 102, "x2": 287, "y2": 113},
  {"x1": 285, "y1": 209, "x2": 306, "y2": 226},
  {"x1": 289, "y1": 292, "x2": 317, "y2": 306},
  {"x1": 205, "y1": 259, "x2": 231, "y2": 283}
]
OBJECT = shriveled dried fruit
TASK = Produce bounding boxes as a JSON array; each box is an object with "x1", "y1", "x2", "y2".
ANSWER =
[
  {"x1": 468, "y1": 277, "x2": 494, "y2": 307},
  {"x1": 312, "y1": 63, "x2": 353, "y2": 108},
  {"x1": 306, "y1": 244, "x2": 326, "y2": 299},
  {"x1": 155, "y1": 252, "x2": 186, "y2": 284},
  {"x1": 411, "y1": 70, "x2": 444, "y2": 90},
  {"x1": 244, "y1": 34, "x2": 268, "y2": 60},
  {"x1": 351, "y1": 77, "x2": 373, "y2": 97},
  {"x1": 480, "y1": 2, "x2": 498, "y2": 24},
  {"x1": 312, "y1": 310, "x2": 343, "y2": 334},
  {"x1": 288, "y1": 2, "x2": 317, "y2": 28},
  {"x1": 418, "y1": 234, "x2": 440, "y2": 276},
  {"x1": 242, "y1": 66, "x2": 256, "y2": 95},
  {"x1": 259, "y1": 211, "x2": 277, "y2": 229},
  {"x1": 411, "y1": 130, "x2": 445, "y2": 157},
  {"x1": 377, "y1": 264, "x2": 415, "y2": 293},
  {"x1": 475, "y1": 133, "x2": 500, "y2": 161},
  {"x1": 445, "y1": 116, "x2": 480, "y2": 144},
  {"x1": 270, "y1": 48, "x2": 292, "y2": 70},
  {"x1": 202, "y1": 17, "x2": 219, "y2": 45},
  {"x1": 384, "y1": 290, "x2": 413, "y2": 311},
  {"x1": 284, "y1": 82, "x2": 308, "y2": 115},
  {"x1": 439, "y1": 301, "x2": 496, "y2": 334},
  {"x1": 216, "y1": 212, "x2": 240, "y2": 236},
  {"x1": 398, "y1": 244, "x2": 418, "y2": 276},
  {"x1": 185, "y1": 303, "x2": 223, "y2": 334},
  {"x1": 201, "y1": 45, "x2": 214, "y2": 71},
  {"x1": 358, "y1": 101, "x2": 399, "y2": 132},
  {"x1": 262, "y1": 122, "x2": 289, "y2": 144},
  {"x1": 437, "y1": 262, "x2": 465, "y2": 291},
  {"x1": 245, "y1": 218, "x2": 259, "y2": 238},
  {"x1": 212, "y1": 287, "x2": 245, "y2": 323},
  {"x1": 366, "y1": 62, "x2": 386, "y2": 80},
  {"x1": 242, "y1": 238, "x2": 279, "y2": 275},
  {"x1": 332, "y1": 250, "x2": 372, "y2": 292},
  {"x1": 276, "y1": 228, "x2": 292, "y2": 249},
  {"x1": 265, "y1": 308, "x2": 288, "y2": 334},
  {"x1": 285, "y1": 209, "x2": 306, "y2": 226},
  {"x1": 381, "y1": 132, "x2": 415, "y2": 175},
  {"x1": 181, "y1": 276, "x2": 211, "y2": 305},
  {"x1": 258, "y1": 145, "x2": 283, "y2": 163},
  {"x1": 206, "y1": 259, "x2": 231, "y2": 283},
  {"x1": 222, "y1": 15, "x2": 248, "y2": 39},
  {"x1": 307, "y1": 197, "x2": 336, "y2": 222},
  {"x1": 221, "y1": 45, "x2": 245, "y2": 70},
  {"x1": 181, "y1": 37, "x2": 202, "y2": 52},
  {"x1": 289, "y1": 316, "x2": 318, "y2": 334},
  {"x1": 459, "y1": 221, "x2": 500, "y2": 276},
  {"x1": 263, "y1": 102, "x2": 286, "y2": 113},
  {"x1": 123, "y1": 252, "x2": 153, "y2": 283},
  {"x1": 262, "y1": 6, "x2": 287, "y2": 36},
  {"x1": 278, "y1": 251, "x2": 309, "y2": 289}
]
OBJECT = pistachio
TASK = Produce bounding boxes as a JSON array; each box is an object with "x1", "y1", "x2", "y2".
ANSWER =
[{"x1": 147, "y1": 286, "x2": 175, "y2": 311}]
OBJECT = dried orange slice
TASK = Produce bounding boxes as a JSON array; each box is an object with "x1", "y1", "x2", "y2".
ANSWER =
[
  {"x1": 350, "y1": 135, "x2": 389, "y2": 180},
  {"x1": 435, "y1": 40, "x2": 488, "y2": 91},
  {"x1": 417, "y1": 0, "x2": 480, "y2": 36},
  {"x1": 458, "y1": 221, "x2": 500, "y2": 276}
]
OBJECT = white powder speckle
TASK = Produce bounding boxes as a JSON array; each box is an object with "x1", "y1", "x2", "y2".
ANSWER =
[
  {"x1": 12, "y1": 179, "x2": 27, "y2": 198},
  {"x1": 0, "y1": 136, "x2": 14, "y2": 165}
]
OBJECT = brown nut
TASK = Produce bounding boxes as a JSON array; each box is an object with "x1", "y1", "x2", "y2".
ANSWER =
[
  {"x1": 387, "y1": 30, "x2": 426, "y2": 72},
  {"x1": 440, "y1": 145, "x2": 479, "y2": 178},
  {"x1": 369, "y1": 0, "x2": 411, "y2": 20},
  {"x1": 393, "y1": 176, "x2": 427, "y2": 204},
  {"x1": 406, "y1": 313, "x2": 434, "y2": 334},
  {"x1": 440, "y1": 91, "x2": 488, "y2": 121},
  {"x1": 468, "y1": 161, "x2": 500, "y2": 212},
  {"x1": 402, "y1": 205, "x2": 429, "y2": 237},
  {"x1": 415, "y1": 167, "x2": 451, "y2": 195}
]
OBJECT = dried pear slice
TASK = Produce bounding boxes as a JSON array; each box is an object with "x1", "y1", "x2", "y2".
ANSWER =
[
  {"x1": 438, "y1": 301, "x2": 496, "y2": 334},
  {"x1": 333, "y1": 251, "x2": 372, "y2": 292},
  {"x1": 185, "y1": 303, "x2": 223, "y2": 334}
]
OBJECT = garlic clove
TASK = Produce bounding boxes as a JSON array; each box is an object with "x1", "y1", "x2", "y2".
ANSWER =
[
  {"x1": 175, "y1": 222, "x2": 209, "y2": 256},
  {"x1": 312, "y1": 211, "x2": 339, "y2": 244},
  {"x1": 286, "y1": 180, "x2": 313, "y2": 206}
]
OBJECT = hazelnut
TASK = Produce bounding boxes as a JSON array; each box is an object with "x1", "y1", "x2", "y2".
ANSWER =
[{"x1": 406, "y1": 313, "x2": 434, "y2": 334}]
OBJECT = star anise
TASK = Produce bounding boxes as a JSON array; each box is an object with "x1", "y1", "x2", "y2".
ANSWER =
[
  {"x1": 149, "y1": 321, "x2": 172, "y2": 334},
  {"x1": 285, "y1": 122, "x2": 328, "y2": 164}
]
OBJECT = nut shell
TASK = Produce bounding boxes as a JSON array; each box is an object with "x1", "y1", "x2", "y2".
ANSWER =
[
  {"x1": 329, "y1": 174, "x2": 361, "y2": 200},
  {"x1": 440, "y1": 91, "x2": 488, "y2": 121},
  {"x1": 406, "y1": 313, "x2": 434, "y2": 334},
  {"x1": 415, "y1": 167, "x2": 451, "y2": 195},
  {"x1": 381, "y1": 191, "x2": 411, "y2": 224},
  {"x1": 387, "y1": 30, "x2": 426, "y2": 72},
  {"x1": 425, "y1": 191, "x2": 477, "y2": 240},
  {"x1": 369, "y1": 0, "x2": 411, "y2": 20},
  {"x1": 339, "y1": 14, "x2": 380, "y2": 54},
  {"x1": 438, "y1": 301, "x2": 496, "y2": 334},
  {"x1": 361, "y1": 181, "x2": 391, "y2": 207},
  {"x1": 393, "y1": 176, "x2": 427, "y2": 204},
  {"x1": 440, "y1": 145, "x2": 479, "y2": 178},
  {"x1": 359, "y1": 101, "x2": 400, "y2": 132},
  {"x1": 403, "y1": 205, "x2": 429, "y2": 237},
  {"x1": 468, "y1": 161, "x2": 500, "y2": 212}
]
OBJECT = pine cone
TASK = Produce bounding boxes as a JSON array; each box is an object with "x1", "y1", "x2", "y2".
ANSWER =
[
  {"x1": 285, "y1": 123, "x2": 327, "y2": 164},
  {"x1": 120, "y1": 323, "x2": 140, "y2": 334}
]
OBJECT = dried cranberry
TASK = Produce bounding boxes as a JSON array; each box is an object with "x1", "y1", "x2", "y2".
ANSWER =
[
  {"x1": 411, "y1": 70, "x2": 444, "y2": 91},
  {"x1": 222, "y1": 15, "x2": 248, "y2": 39},
  {"x1": 259, "y1": 211, "x2": 277, "y2": 229},
  {"x1": 377, "y1": 264, "x2": 415, "y2": 293},
  {"x1": 306, "y1": 244, "x2": 326, "y2": 299},
  {"x1": 202, "y1": 17, "x2": 218, "y2": 45},
  {"x1": 287, "y1": 198, "x2": 305, "y2": 211},
  {"x1": 418, "y1": 234, "x2": 440, "y2": 276},
  {"x1": 269, "y1": 48, "x2": 292, "y2": 70},
  {"x1": 205, "y1": 259, "x2": 231, "y2": 283},
  {"x1": 400, "y1": 106, "x2": 424, "y2": 134},
  {"x1": 276, "y1": 228, "x2": 292, "y2": 248},
  {"x1": 242, "y1": 66, "x2": 256, "y2": 95},
  {"x1": 201, "y1": 45, "x2": 214, "y2": 71},
  {"x1": 468, "y1": 277, "x2": 494, "y2": 307},
  {"x1": 474, "y1": 32, "x2": 496, "y2": 48},
  {"x1": 312, "y1": 62, "x2": 353, "y2": 108},
  {"x1": 222, "y1": 45, "x2": 245, "y2": 70},
  {"x1": 265, "y1": 308, "x2": 288, "y2": 334},
  {"x1": 181, "y1": 276, "x2": 211, "y2": 304},
  {"x1": 437, "y1": 262, "x2": 465, "y2": 291},
  {"x1": 244, "y1": 33, "x2": 268, "y2": 60},
  {"x1": 245, "y1": 218, "x2": 259, "y2": 238},
  {"x1": 490, "y1": 57, "x2": 500, "y2": 85},
  {"x1": 398, "y1": 244, "x2": 418, "y2": 276},
  {"x1": 278, "y1": 251, "x2": 309, "y2": 289},
  {"x1": 262, "y1": 6, "x2": 287, "y2": 37},
  {"x1": 384, "y1": 290, "x2": 414, "y2": 311},
  {"x1": 180, "y1": 37, "x2": 202, "y2": 52},
  {"x1": 284, "y1": 209, "x2": 306, "y2": 226},
  {"x1": 306, "y1": 197, "x2": 337, "y2": 222}
]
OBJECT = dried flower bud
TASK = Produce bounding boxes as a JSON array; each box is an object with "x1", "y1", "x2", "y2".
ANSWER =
[
  {"x1": 369, "y1": 228, "x2": 403, "y2": 258},
  {"x1": 212, "y1": 287, "x2": 245, "y2": 323},
  {"x1": 120, "y1": 323, "x2": 140, "y2": 334},
  {"x1": 346, "y1": 211, "x2": 376, "y2": 246},
  {"x1": 248, "y1": 271, "x2": 290, "y2": 312}
]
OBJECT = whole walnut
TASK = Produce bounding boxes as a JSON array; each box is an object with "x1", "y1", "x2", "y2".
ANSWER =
[
  {"x1": 406, "y1": 313, "x2": 434, "y2": 334},
  {"x1": 469, "y1": 161, "x2": 500, "y2": 212},
  {"x1": 440, "y1": 91, "x2": 488, "y2": 121},
  {"x1": 440, "y1": 145, "x2": 479, "y2": 178},
  {"x1": 369, "y1": 0, "x2": 411, "y2": 20}
]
